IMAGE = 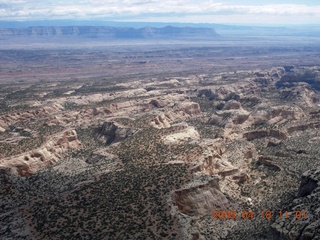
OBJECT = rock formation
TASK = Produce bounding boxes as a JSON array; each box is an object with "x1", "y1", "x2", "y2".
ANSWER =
[
  {"x1": 172, "y1": 176, "x2": 229, "y2": 216},
  {"x1": 272, "y1": 168, "x2": 320, "y2": 240},
  {"x1": 150, "y1": 101, "x2": 201, "y2": 129},
  {"x1": 0, "y1": 129, "x2": 81, "y2": 176},
  {"x1": 162, "y1": 124, "x2": 200, "y2": 145},
  {"x1": 96, "y1": 121, "x2": 137, "y2": 145},
  {"x1": 0, "y1": 61, "x2": 319, "y2": 239}
]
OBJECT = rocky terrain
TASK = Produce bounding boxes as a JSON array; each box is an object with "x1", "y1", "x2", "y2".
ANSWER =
[{"x1": 0, "y1": 42, "x2": 320, "y2": 240}]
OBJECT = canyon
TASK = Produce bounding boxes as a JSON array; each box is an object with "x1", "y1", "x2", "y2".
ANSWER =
[{"x1": 0, "y1": 32, "x2": 320, "y2": 239}]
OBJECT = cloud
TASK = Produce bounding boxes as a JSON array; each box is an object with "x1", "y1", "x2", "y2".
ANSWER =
[{"x1": 0, "y1": 0, "x2": 319, "y2": 24}]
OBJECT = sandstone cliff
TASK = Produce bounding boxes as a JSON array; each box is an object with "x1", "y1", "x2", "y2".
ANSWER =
[{"x1": 0, "y1": 130, "x2": 81, "y2": 176}]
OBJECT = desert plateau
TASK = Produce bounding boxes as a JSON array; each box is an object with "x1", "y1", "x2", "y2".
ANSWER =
[{"x1": 0, "y1": 24, "x2": 320, "y2": 240}]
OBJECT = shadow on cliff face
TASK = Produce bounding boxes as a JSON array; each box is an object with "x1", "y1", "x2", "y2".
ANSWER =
[
  {"x1": 271, "y1": 168, "x2": 320, "y2": 240},
  {"x1": 297, "y1": 172, "x2": 318, "y2": 197},
  {"x1": 95, "y1": 121, "x2": 137, "y2": 145},
  {"x1": 172, "y1": 177, "x2": 230, "y2": 216},
  {"x1": 276, "y1": 69, "x2": 320, "y2": 91}
]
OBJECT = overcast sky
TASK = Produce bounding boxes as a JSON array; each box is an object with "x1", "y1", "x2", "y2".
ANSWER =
[{"x1": 0, "y1": 0, "x2": 319, "y2": 25}]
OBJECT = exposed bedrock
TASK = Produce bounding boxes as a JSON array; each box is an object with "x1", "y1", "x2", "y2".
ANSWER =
[
  {"x1": 272, "y1": 168, "x2": 320, "y2": 240},
  {"x1": 172, "y1": 176, "x2": 229, "y2": 216},
  {"x1": 249, "y1": 105, "x2": 306, "y2": 126},
  {"x1": 189, "y1": 139, "x2": 257, "y2": 197},
  {"x1": 197, "y1": 88, "x2": 249, "y2": 102},
  {"x1": 149, "y1": 99, "x2": 167, "y2": 108},
  {"x1": 244, "y1": 130, "x2": 288, "y2": 141},
  {"x1": 254, "y1": 76, "x2": 277, "y2": 88},
  {"x1": 197, "y1": 89, "x2": 217, "y2": 100},
  {"x1": 198, "y1": 155, "x2": 238, "y2": 176},
  {"x1": 257, "y1": 156, "x2": 282, "y2": 171},
  {"x1": 279, "y1": 85, "x2": 319, "y2": 108},
  {"x1": 0, "y1": 105, "x2": 63, "y2": 129},
  {"x1": 287, "y1": 121, "x2": 320, "y2": 134},
  {"x1": 253, "y1": 67, "x2": 286, "y2": 88},
  {"x1": 150, "y1": 102, "x2": 201, "y2": 129},
  {"x1": 162, "y1": 124, "x2": 200, "y2": 145},
  {"x1": 191, "y1": 140, "x2": 236, "y2": 176},
  {"x1": 209, "y1": 105, "x2": 305, "y2": 131},
  {"x1": 276, "y1": 70, "x2": 320, "y2": 91},
  {"x1": 150, "y1": 112, "x2": 173, "y2": 128},
  {"x1": 96, "y1": 121, "x2": 137, "y2": 145},
  {"x1": 223, "y1": 100, "x2": 241, "y2": 110},
  {"x1": 240, "y1": 95, "x2": 262, "y2": 108},
  {"x1": 0, "y1": 129, "x2": 81, "y2": 176},
  {"x1": 180, "y1": 102, "x2": 201, "y2": 115},
  {"x1": 208, "y1": 109, "x2": 250, "y2": 127}
]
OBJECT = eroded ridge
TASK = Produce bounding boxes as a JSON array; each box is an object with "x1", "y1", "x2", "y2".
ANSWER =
[{"x1": 0, "y1": 65, "x2": 320, "y2": 239}]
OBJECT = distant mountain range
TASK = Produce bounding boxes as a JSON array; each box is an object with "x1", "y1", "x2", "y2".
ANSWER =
[{"x1": 0, "y1": 26, "x2": 220, "y2": 40}]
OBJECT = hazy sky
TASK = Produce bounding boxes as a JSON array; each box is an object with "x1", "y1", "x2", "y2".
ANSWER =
[{"x1": 0, "y1": 0, "x2": 319, "y2": 25}]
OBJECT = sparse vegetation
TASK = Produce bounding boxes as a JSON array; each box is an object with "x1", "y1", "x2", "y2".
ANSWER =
[{"x1": 1, "y1": 44, "x2": 320, "y2": 239}]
